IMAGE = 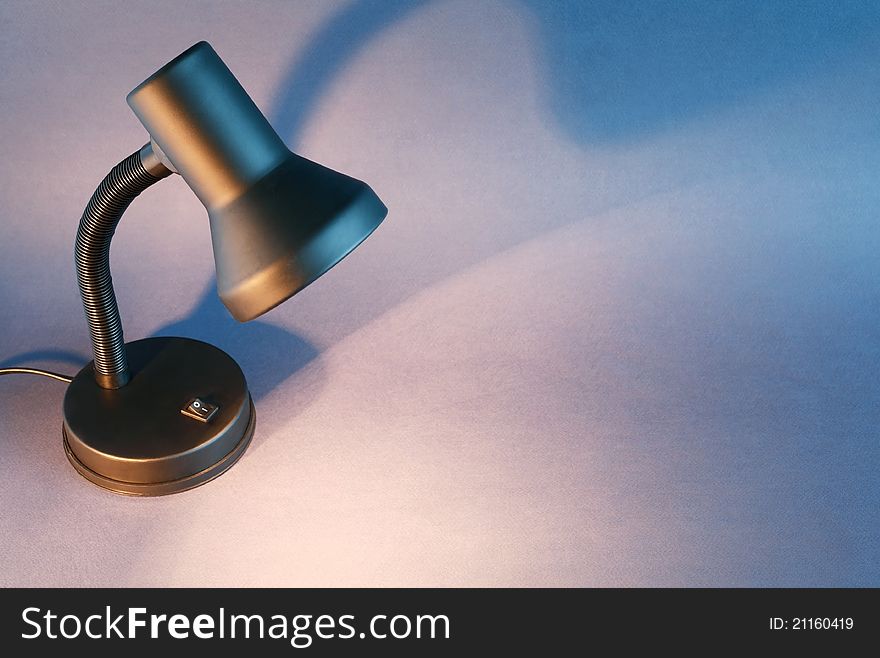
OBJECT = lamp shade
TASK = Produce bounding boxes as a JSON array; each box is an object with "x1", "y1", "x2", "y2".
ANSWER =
[{"x1": 127, "y1": 42, "x2": 387, "y2": 321}]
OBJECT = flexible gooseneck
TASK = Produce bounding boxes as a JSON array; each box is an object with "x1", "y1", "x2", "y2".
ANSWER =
[{"x1": 75, "y1": 144, "x2": 172, "y2": 389}]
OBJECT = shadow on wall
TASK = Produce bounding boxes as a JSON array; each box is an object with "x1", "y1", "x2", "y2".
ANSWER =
[
  {"x1": 5, "y1": 1, "x2": 875, "y2": 402},
  {"x1": 527, "y1": 0, "x2": 878, "y2": 144},
  {"x1": 272, "y1": 0, "x2": 879, "y2": 148},
  {"x1": 128, "y1": 0, "x2": 875, "y2": 405},
  {"x1": 271, "y1": 0, "x2": 429, "y2": 148},
  {"x1": 258, "y1": 0, "x2": 880, "y2": 344},
  {"x1": 152, "y1": 281, "x2": 319, "y2": 404}
]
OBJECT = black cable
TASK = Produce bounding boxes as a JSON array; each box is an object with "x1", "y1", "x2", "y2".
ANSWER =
[
  {"x1": 0, "y1": 367, "x2": 73, "y2": 384},
  {"x1": 1, "y1": 148, "x2": 170, "y2": 392}
]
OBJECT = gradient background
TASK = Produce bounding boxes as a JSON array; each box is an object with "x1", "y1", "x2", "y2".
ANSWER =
[{"x1": 1, "y1": 0, "x2": 878, "y2": 586}]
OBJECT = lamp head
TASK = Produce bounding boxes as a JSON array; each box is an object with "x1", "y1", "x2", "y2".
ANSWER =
[{"x1": 127, "y1": 41, "x2": 387, "y2": 321}]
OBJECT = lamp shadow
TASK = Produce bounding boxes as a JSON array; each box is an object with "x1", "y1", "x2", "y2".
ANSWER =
[
  {"x1": 0, "y1": 349, "x2": 88, "y2": 371},
  {"x1": 151, "y1": 281, "x2": 321, "y2": 450},
  {"x1": 525, "y1": 1, "x2": 878, "y2": 145},
  {"x1": 136, "y1": 1, "x2": 878, "y2": 453},
  {"x1": 272, "y1": 0, "x2": 429, "y2": 149},
  {"x1": 274, "y1": 0, "x2": 878, "y2": 150},
  {"x1": 268, "y1": 0, "x2": 879, "y2": 342}
]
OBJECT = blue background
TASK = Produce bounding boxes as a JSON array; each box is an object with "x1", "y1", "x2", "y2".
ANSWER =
[{"x1": 0, "y1": 0, "x2": 878, "y2": 585}]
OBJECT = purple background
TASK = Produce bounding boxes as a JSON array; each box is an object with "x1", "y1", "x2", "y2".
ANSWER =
[{"x1": 1, "y1": 0, "x2": 878, "y2": 586}]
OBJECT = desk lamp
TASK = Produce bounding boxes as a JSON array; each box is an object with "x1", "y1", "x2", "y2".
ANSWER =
[{"x1": 9, "y1": 42, "x2": 387, "y2": 495}]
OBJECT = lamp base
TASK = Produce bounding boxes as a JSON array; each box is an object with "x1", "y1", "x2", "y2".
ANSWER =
[{"x1": 62, "y1": 337, "x2": 255, "y2": 496}]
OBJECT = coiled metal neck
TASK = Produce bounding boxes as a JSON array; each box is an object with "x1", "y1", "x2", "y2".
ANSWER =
[{"x1": 75, "y1": 145, "x2": 172, "y2": 389}]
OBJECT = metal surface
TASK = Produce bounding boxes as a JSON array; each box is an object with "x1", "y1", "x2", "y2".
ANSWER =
[
  {"x1": 208, "y1": 154, "x2": 388, "y2": 321},
  {"x1": 127, "y1": 41, "x2": 289, "y2": 209},
  {"x1": 74, "y1": 146, "x2": 172, "y2": 389},
  {"x1": 127, "y1": 41, "x2": 388, "y2": 321},
  {"x1": 62, "y1": 337, "x2": 254, "y2": 496}
]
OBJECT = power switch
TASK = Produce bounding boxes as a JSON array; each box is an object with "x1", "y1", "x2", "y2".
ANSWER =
[{"x1": 181, "y1": 398, "x2": 219, "y2": 423}]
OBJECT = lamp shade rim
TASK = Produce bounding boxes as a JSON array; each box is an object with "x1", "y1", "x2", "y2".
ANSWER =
[{"x1": 218, "y1": 186, "x2": 388, "y2": 322}]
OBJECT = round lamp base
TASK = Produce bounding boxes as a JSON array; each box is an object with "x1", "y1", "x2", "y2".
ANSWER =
[{"x1": 62, "y1": 337, "x2": 255, "y2": 496}]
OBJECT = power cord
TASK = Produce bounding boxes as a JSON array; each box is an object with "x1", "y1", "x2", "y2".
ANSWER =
[{"x1": 0, "y1": 367, "x2": 73, "y2": 384}]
